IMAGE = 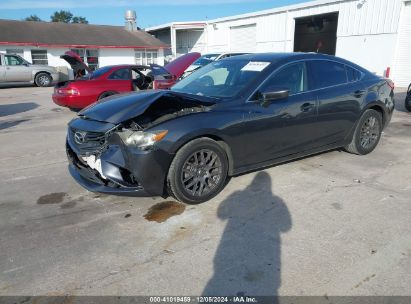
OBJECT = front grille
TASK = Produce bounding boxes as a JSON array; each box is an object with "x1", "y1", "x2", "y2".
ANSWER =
[{"x1": 69, "y1": 127, "x2": 108, "y2": 154}]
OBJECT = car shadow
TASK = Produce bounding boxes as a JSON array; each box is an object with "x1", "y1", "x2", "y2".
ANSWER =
[
  {"x1": 203, "y1": 172, "x2": 292, "y2": 298},
  {"x1": 0, "y1": 83, "x2": 35, "y2": 89},
  {"x1": 0, "y1": 119, "x2": 30, "y2": 131},
  {"x1": 0, "y1": 102, "x2": 39, "y2": 117},
  {"x1": 394, "y1": 91, "x2": 408, "y2": 113}
]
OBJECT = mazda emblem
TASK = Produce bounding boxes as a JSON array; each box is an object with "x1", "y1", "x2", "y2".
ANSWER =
[{"x1": 74, "y1": 131, "x2": 86, "y2": 144}]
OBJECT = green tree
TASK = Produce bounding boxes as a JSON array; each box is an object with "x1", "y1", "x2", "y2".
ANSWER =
[
  {"x1": 50, "y1": 10, "x2": 89, "y2": 24},
  {"x1": 50, "y1": 10, "x2": 73, "y2": 23},
  {"x1": 24, "y1": 15, "x2": 43, "y2": 22},
  {"x1": 71, "y1": 16, "x2": 89, "y2": 24}
]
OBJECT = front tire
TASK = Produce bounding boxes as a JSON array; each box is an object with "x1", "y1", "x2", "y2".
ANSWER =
[
  {"x1": 167, "y1": 138, "x2": 229, "y2": 204},
  {"x1": 34, "y1": 73, "x2": 52, "y2": 87},
  {"x1": 345, "y1": 109, "x2": 382, "y2": 155}
]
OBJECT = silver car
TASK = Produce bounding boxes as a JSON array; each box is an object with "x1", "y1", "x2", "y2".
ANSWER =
[{"x1": 0, "y1": 53, "x2": 59, "y2": 87}]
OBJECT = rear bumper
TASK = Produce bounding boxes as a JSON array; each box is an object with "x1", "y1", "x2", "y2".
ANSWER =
[
  {"x1": 50, "y1": 72, "x2": 60, "y2": 84},
  {"x1": 384, "y1": 92, "x2": 395, "y2": 129},
  {"x1": 52, "y1": 93, "x2": 95, "y2": 109}
]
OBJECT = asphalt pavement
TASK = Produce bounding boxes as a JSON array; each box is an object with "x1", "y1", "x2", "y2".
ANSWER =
[{"x1": 0, "y1": 86, "x2": 410, "y2": 296}]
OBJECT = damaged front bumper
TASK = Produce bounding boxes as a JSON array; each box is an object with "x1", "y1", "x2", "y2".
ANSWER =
[{"x1": 66, "y1": 123, "x2": 174, "y2": 197}]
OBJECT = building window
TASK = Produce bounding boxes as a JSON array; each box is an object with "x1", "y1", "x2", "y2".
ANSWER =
[
  {"x1": 135, "y1": 49, "x2": 158, "y2": 65},
  {"x1": 70, "y1": 48, "x2": 99, "y2": 71},
  {"x1": 31, "y1": 50, "x2": 48, "y2": 65},
  {"x1": 6, "y1": 49, "x2": 24, "y2": 56}
]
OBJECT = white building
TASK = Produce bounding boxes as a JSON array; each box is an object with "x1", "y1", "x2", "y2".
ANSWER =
[
  {"x1": 0, "y1": 13, "x2": 167, "y2": 80},
  {"x1": 146, "y1": 22, "x2": 207, "y2": 61},
  {"x1": 147, "y1": 0, "x2": 411, "y2": 87}
]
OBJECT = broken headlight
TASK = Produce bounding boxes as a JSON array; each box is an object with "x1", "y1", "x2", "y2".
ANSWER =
[{"x1": 118, "y1": 129, "x2": 168, "y2": 149}]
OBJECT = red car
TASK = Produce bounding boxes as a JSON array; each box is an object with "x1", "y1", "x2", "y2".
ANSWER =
[{"x1": 52, "y1": 51, "x2": 200, "y2": 110}]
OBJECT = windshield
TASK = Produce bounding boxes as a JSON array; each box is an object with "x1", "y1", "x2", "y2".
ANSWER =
[{"x1": 172, "y1": 59, "x2": 271, "y2": 99}]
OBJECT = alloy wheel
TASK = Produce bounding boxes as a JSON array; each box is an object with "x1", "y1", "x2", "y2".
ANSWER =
[
  {"x1": 360, "y1": 116, "x2": 380, "y2": 149},
  {"x1": 180, "y1": 149, "x2": 223, "y2": 197},
  {"x1": 38, "y1": 75, "x2": 50, "y2": 86}
]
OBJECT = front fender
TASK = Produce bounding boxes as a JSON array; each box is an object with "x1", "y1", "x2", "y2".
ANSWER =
[{"x1": 150, "y1": 110, "x2": 245, "y2": 167}]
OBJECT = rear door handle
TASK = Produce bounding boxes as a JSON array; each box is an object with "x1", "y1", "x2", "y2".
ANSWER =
[
  {"x1": 301, "y1": 102, "x2": 315, "y2": 112},
  {"x1": 353, "y1": 90, "x2": 366, "y2": 97}
]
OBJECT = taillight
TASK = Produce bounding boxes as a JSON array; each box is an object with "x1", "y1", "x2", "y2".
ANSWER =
[
  {"x1": 57, "y1": 87, "x2": 80, "y2": 96},
  {"x1": 386, "y1": 79, "x2": 395, "y2": 90},
  {"x1": 385, "y1": 67, "x2": 391, "y2": 78},
  {"x1": 152, "y1": 80, "x2": 173, "y2": 90}
]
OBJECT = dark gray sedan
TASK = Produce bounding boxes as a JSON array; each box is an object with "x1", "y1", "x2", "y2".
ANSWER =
[{"x1": 66, "y1": 53, "x2": 395, "y2": 204}]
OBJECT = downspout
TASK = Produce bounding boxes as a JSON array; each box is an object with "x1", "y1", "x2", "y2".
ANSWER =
[
  {"x1": 284, "y1": 10, "x2": 289, "y2": 52},
  {"x1": 170, "y1": 25, "x2": 177, "y2": 59}
]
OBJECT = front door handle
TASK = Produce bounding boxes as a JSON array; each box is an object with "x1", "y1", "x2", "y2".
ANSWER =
[
  {"x1": 353, "y1": 90, "x2": 366, "y2": 98},
  {"x1": 301, "y1": 102, "x2": 315, "y2": 112}
]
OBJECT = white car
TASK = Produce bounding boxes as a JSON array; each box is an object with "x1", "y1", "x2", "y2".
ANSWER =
[
  {"x1": 180, "y1": 52, "x2": 249, "y2": 79},
  {"x1": 0, "y1": 53, "x2": 59, "y2": 87}
]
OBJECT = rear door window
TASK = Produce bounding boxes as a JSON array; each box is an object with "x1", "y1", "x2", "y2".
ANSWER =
[
  {"x1": 346, "y1": 66, "x2": 362, "y2": 82},
  {"x1": 311, "y1": 60, "x2": 347, "y2": 89}
]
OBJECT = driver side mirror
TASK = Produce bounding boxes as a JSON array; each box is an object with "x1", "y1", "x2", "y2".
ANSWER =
[{"x1": 259, "y1": 87, "x2": 289, "y2": 107}]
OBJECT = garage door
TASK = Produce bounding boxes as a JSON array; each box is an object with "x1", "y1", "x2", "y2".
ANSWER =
[
  {"x1": 230, "y1": 24, "x2": 256, "y2": 52},
  {"x1": 394, "y1": 1, "x2": 411, "y2": 87}
]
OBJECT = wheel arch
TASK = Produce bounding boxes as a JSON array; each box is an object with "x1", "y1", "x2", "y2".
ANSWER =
[
  {"x1": 344, "y1": 101, "x2": 386, "y2": 145},
  {"x1": 171, "y1": 133, "x2": 235, "y2": 176},
  {"x1": 34, "y1": 70, "x2": 52, "y2": 78},
  {"x1": 363, "y1": 102, "x2": 386, "y2": 126}
]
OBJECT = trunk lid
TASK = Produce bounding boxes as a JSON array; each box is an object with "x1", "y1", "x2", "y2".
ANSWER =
[
  {"x1": 163, "y1": 52, "x2": 201, "y2": 78},
  {"x1": 60, "y1": 51, "x2": 92, "y2": 76}
]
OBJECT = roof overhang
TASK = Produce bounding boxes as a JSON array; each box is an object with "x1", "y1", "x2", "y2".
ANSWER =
[
  {"x1": 209, "y1": 0, "x2": 346, "y2": 24},
  {"x1": 0, "y1": 41, "x2": 170, "y2": 49},
  {"x1": 146, "y1": 22, "x2": 207, "y2": 32}
]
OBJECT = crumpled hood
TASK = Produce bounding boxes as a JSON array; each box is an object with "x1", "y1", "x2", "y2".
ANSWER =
[{"x1": 79, "y1": 90, "x2": 216, "y2": 124}]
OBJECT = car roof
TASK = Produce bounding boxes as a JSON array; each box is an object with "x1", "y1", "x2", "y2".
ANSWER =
[
  {"x1": 223, "y1": 52, "x2": 371, "y2": 75},
  {"x1": 223, "y1": 52, "x2": 338, "y2": 62},
  {"x1": 97, "y1": 64, "x2": 150, "y2": 70},
  {"x1": 202, "y1": 53, "x2": 220, "y2": 57}
]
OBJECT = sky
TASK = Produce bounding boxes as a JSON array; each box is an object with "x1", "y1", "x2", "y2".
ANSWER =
[{"x1": 0, "y1": 0, "x2": 308, "y2": 28}]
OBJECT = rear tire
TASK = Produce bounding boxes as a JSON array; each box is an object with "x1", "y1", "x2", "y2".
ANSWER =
[
  {"x1": 345, "y1": 109, "x2": 382, "y2": 155},
  {"x1": 34, "y1": 72, "x2": 52, "y2": 87},
  {"x1": 167, "y1": 138, "x2": 228, "y2": 204}
]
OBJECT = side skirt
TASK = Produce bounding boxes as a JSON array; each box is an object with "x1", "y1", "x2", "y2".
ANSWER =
[{"x1": 232, "y1": 141, "x2": 348, "y2": 176}]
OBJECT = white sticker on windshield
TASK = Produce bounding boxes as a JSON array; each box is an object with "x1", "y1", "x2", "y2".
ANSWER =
[{"x1": 241, "y1": 61, "x2": 270, "y2": 72}]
